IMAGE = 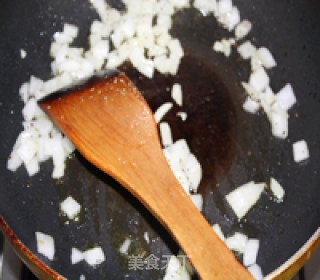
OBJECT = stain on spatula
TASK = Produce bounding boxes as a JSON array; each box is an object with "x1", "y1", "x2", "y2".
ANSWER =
[{"x1": 39, "y1": 70, "x2": 253, "y2": 280}]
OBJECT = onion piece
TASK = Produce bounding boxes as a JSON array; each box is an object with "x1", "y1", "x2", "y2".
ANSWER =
[
  {"x1": 182, "y1": 153, "x2": 202, "y2": 192},
  {"x1": 154, "y1": 102, "x2": 173, "y2": 123},
  {"x1": 7, "y1": 149, "x2": 23, "y2": 172},
  {"x1": 270, "y1": 110, "x2": 288, "y2": 139},
  {"x1": 16, "y1": 137, "x2": 39, "y2": 165},
  {"x1": 270, "y1": 177, "x2": 285, "y2": 201},
  {"x1": 144, "y1": 232, "x2": 150, "y2": 244},
  {"x1": 166, "y1": 139, "x2": 190, "y2": 163},
  {"x1": 243, "y1": 239, "x2": 259, "y2": 266},
  {"x1": 249, "y1": 67, "x2": 270, "y2": 92},
  {"x1": 247, "y1": 264, "x2": 264, "y2": 280},
  {"x1": 171, "y1": 83, "x2": 183, "y2": 106},
  {"x1": 83, "y1": 247, "x2": 106, "y2": 266},
  {"x1": 35, "y1": 232, "x2": 55, "y2": 260},
  {"x1": 22, "y1": 98, "x2": 44, "y2": 121},
  {"x1": 168, "y1": 0, "x2": 190, "y2": 9},
  {"x1": 71, "y1": 248, "x2": 84, "y2": 264},
  {"x1": 256, "y1": 47, "x2": 277, "y2": 69},
  {"x1": 60, "y1": 196, "x2": 81, "y2": 219},
  {"x1": 243, "y1": 96, "x2": 260, "y2": 114},
  {"x1": 235, "y1": 20, "x2": 252, "y2": 39},
  {"x1": 176, "y1": 112, "x2": 187, "y2": 121},
  {"x1": 237, "y1": 41, "x2": 256, "y2": 60},
  {"x1": 119, "y1": 238, "x2": 132, "y2": 255},
  {"x1": 213, "y1": 38, "x2": 235, "y2": 57},
  {"x1": 190, "y1": 194, "x2": 203, "y2": 211},
  {"x1": 163, "y1": 256, "x2": 191, "y2": 280},
  {"x1": 212, "y1": 224, "x2": 225, "y2": 241},
  {"x1": 172, "y1": 168, "x2": 191, "y2": 194},
  {"x1": 20, "y1": 49, "x2": 27, "y2": 59},
  {"x1": 193, "y1": 0, "x2": 217, "y2": 14},
  {"x1": 293, "y1": 140, "x2": 310, "y2": 163},
  {"x1": 226, "y1": 181, "x2": 265, "y2": 219},
  {"x1": 275, "y1": 83, "x2": 296, "y2": 111},
  {"x1": 19, "y1": 82, "x2": 30, "y2": 103},
  {"x1": 225, "y1": 232, "x2": 248, "y2": 254},
  {"x1": 218, "y1": 7, "x2": 240, "y2": 31},
  {"x1": 216, "y1": 0, "x2": 232, "y2": 16},
  {"x1": 25, "y1": 156, "x2": 40, "y2": 176},
  {"x1": 52, "y1": 162, "x2": 66, "y2": 179},
  {"x1": 159, "y1": 122, "x2": 173, "y2": 147}
]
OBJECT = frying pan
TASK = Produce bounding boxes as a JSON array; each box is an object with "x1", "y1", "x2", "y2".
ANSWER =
[{"x1": 0, "y1": 0, "x2": 319, "y2": 279}]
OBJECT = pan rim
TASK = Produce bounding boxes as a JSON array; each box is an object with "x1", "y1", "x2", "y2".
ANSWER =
[{"x1": 1, "y1": 216, "x2": 319, "y2": 280}]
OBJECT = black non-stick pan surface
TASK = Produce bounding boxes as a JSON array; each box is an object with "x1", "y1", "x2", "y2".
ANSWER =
[{"x1": 0, "y1": 0, "x2": 319, "y2": 279}]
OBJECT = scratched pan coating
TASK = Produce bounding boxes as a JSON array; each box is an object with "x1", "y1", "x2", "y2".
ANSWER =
[{"x1": 0, "y1": 0, "x2": 319, "y2": 279}]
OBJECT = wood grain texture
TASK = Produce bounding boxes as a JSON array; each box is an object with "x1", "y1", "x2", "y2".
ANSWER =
[{"x1": 39, "y1": 72, "x2": 253, "y2": 280}]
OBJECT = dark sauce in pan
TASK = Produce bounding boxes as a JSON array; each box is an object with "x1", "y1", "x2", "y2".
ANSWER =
[{"x1": 121, "y1": 55, "x2": 238, "y2": 196}]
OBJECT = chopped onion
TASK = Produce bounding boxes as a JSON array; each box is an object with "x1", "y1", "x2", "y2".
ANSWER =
[
  {"x1": 243, "y1": 96, "x2": 260, "y2": 114},
  {"x1": 19, "y1": 82, "x2": 30, "y2": 103},
  {"x1": 168, "y1": 0, "x2": 190, "y2": 9},
  {"x1": 293, "y1": 140, "x2": 310, "y2": 163},
  {"x1": 243, "y1": 239, "x2": 260, "y2": 266},
  {"x1": 172, "y1": 168, "x2": 191, "y2": 194},
  {"x1": 225, "y1": 232, "x2": 248, "y2": 254},
  {"x1": 213, "y1": 38, "x2": 235, "y2": 57},
  {"x1": 216, "y1": 0, "x2": 232, "y2": 16},
  {"x1": 249, "y1": 67, "x2": 270, "y2": 92},
  {"x1": 32, "y1": 118, "x2": 53, "y2": 136},
  {"x1": 50, "y1": 134, "x2": 66, "y2": 167},
  {"x1": 270, "y1": 177, "x2": 285, "y2": 201},
  {"x1": 212, "y1": 224, "x2": 225, "y2": 241},
  {"x1": 16, "y1": 137, "x2": 39, "y2": 165},
  {"x1": 193, "y1": 0, "x2": 217, "y2": 14},
  {"x1": 119, "y1": 238, "x2": 132, "y2": 255},
  {"x1": 256, "y1": 47, "x2": 277, "y2": 69},
  {"x1": 218, "y1": 7, "x2": 240, "y2": 31},
  {"x1": 159, "y1": 122, "x2": 173, "y2": 147},
  {"x1": 163, "y1": 139, "x2": 202, "y2": 195},
  {"x1": 71, "y1": 248, "x2": 84, "y2": 264},
  {"x1": 22, "y1": 98, "x2": 44, "y2": 121},
  {"x1": 63, "y1": 24, "x2": 79, "y2": 39},
  {"x1": 163, "y1": 256, "x2": 191, "y2": 280},
  {"x1": 270, "y1": 110, "x2": 288, "y2": 139},
  {"x1": 182, "y1": 153, "x2": 202, "y2": 192},
  {"x1": 25, "y1": 156, "x2": 40, "y2": 176},
  {"x1": 237, "y1": 41, "x2": 256, "y2": 60},
  {"x1": 275, "y1": 83, "x2": 296, "y2": 111},
  {"x1": 226, "y1": 181, "x2": 265, "y2": 219},
  {"x1": 35, "y1": 232, "x2": 55, "y2": 260},
  {"x1": 247, "y1": 264, "x2": 264, "y2": 280},
  {"x1": 235, "y1": 20, "x2": 252, "y2": 39},
  {"x1": 7, "y1": 149, "x2": 23, "y2": 172},
  {"x1": 154, "y1": 102, "x2": 173, "y2": 123},
  {"x1": 83, "y1": 247, "x2": 106, "y2": 266},
  {"x1": 144, "y1": 232, "x2": 150, "y2": 244},
  {"x1": 60, "y1": 196, "x2": 81, "y2": 219},
  {"x1": 171, "y1": 83, "x2": 183, "y2": 106},
  {"x1": 62, "y1": 136, "x2": 76, "y2": 154},
  {"x1": 20, "y1": 49, "x2": 27, "y2": 59},
  {"x1": 166, "y1": 139, "x2": 190, "y2": 163},
  {"x1": 52, "y1": 162, "x2": 66, "y2": 179},
  {"x1": 190, "y1": 194, "x2": 203, "y2": 211},
  {"x1": 176, "y1": 111, "x2": 187, "y2": 121}
]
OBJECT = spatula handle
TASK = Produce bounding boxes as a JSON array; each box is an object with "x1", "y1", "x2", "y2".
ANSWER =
[{"x1": 112, "y1": 148, "x2": 253, "y2": 280}]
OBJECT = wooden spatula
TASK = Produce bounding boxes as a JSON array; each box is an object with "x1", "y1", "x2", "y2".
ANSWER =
[{"x1": 39, "y1": 71, "x2": 253, "y2": 280}]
